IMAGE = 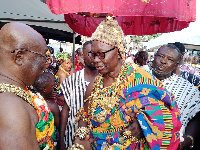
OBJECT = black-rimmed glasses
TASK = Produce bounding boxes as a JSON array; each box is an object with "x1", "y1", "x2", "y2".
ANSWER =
[
  {"x1": 11, "y1": 48, "x2": 48, "y2": 61},
  {"x1": 88, "y1": 47, "x2": 116, "y2": 59}
]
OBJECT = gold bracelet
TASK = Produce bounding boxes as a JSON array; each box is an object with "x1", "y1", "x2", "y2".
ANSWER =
[
  {"x1": 186, "y1": 135, "x2": 194, "y2": 149},
  {"x1": 129, "y1": 136, "x2": 139, "y2": 143},
  {"x1": 73, "y1": 127, "x2": 90, "y2": 141},
  {"x1": 123, "y1": 129, "x2": 132, "y2": 138},
  {"x1": 67, "y1": 143, "x2": 85, "y2": 150},
  {"x1": 123, "y1": 129, "x2": 139, "y2": 143}
]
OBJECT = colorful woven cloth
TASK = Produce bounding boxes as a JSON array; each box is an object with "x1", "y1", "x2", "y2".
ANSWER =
[
  {"x1": 26, "y1": 87, "x2": 57, "y2": 150},
  {"x1": 85, "y1": 64, "x2": 181, "y2": 150}
]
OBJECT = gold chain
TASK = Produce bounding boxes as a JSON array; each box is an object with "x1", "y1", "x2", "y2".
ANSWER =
[
  {"x1": 88, "y1": 64, "x2": 125, "y2": 126},
  {"x1": 0, "y1": 83, "x2": 35, "y2": 108}
]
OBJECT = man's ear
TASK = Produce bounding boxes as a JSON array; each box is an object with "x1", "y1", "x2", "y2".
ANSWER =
[{"x1": 14, "y1": 51, "x2": 24, "y2": 66}]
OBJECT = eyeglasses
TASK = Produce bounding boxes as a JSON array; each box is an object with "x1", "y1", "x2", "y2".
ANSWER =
[
  {"x1": 11, "y1": 48, "x2": 48, "y2": 61},
  {"x1": 88, "y1": 47, "x2": 116, "y2": 59}
]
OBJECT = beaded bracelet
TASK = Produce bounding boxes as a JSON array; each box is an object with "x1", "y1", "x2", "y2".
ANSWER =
[
  {"x1": 73, "y1": 127, "x2": 90, "y2": 141},
  {"x1": 67, "y1": 143, "x2": 85, "y2": 150}
]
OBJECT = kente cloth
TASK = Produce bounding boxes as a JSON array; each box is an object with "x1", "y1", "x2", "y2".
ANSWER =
[
  {"x1": 26, "y1": 87, "x2": 57, "y2": 150},
  {"x1": 179, "y1": 63, "x2": 200, "y2": 78},
  {"x1": 84, "y1": 64, "x2": 181, "y2": 150},
  {"x1": 160, "y1": 74, "x2": 200, "y2": 141},
  {"x1": 181, "y1": 71, "x2": 200, "y2": 90}
]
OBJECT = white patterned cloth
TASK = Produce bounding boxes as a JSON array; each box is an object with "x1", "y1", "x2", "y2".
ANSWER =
[
  {"x1": 60, "y1": 69, "x2": 90, "y2": 148},
  {"x1": 161, "y1": 74, "x2": 200, "y2": 141}
]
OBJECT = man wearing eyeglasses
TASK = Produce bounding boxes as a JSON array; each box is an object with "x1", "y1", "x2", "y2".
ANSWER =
[
  {"x1": 59, "y1": 40, "x2": 98, "y2": 149},
  {"x1": 0, "y1": 22, "x2": 56, "y2": 149},
  {"x1": 70, "y1": 18, "x2": 181, "y2": 150}
]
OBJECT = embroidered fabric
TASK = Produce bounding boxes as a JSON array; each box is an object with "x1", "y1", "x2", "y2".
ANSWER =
[{"x1": 161, "y1": 74, "x2": 200, "y2": 141}]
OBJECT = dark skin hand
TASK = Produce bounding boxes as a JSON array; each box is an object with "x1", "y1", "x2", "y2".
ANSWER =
[
  {"x1": 180, "y1": 112, "x2": 200, "y2": 150},
  {"x1": 74, "y1": 134, "x2": 94, "y2": 149},
  {"x1": 73, "y1": 110, "x2": 144, "y2": 149},
  {"x1": 122, "y1": 109, "x2": 145, "y2": 140}
]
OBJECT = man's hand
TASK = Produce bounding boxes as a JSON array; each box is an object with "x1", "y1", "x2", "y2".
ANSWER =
[
  {"x1": 123, "y1": 109, "x2": 144, "y2": 140},
  {"x1": 73, "y1": 135, "x2": 94, "y2": 149}
]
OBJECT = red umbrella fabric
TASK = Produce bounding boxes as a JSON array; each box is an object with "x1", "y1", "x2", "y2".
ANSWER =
[
  {"x1": 46, "y1": 0, "x2": 196, "y2": 36},
  {"x1": 64, "y1": 13, "x2": 194, "y2": 36}
]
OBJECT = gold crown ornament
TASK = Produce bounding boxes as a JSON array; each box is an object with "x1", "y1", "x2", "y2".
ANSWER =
[{"x1": 91, "y1": 17, "x2": 125, "y2": 62}]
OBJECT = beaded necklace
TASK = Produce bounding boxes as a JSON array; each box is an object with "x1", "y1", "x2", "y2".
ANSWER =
[
  {"x1": 0, "y1": 83, "x2": 35, "y2": 108},
  {"x1": 60, "y1": 66, "x2": 70, "y2": 76},
  {"x1": 88, "y1": 64, "x2": 127, "y2": 127}
]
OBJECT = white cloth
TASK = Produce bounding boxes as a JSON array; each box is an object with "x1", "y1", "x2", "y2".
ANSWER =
[
  {"x1": 125, "y1": 56, "x2": 134, "y2": 64},
  {"x1": 60, "y1": 69, "x2": 90, "y2": 148},
  {"x1": 160, "y1": 74, "x2": 200, "y2": 141},
  {"x1": 140, "y1": 65, "x2": 150, "y2": 72}
]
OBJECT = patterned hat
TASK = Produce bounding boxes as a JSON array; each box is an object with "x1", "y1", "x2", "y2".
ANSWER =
[
  {"x1": 56, "y1": 51, "x2": 70, "y2": 65},
  {"x1": 91, "y1": 17, "x2": 125, "y2": 53}
]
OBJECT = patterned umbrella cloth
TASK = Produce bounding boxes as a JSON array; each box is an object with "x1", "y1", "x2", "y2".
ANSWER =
[{"x1": 46, "y1": 0, "x2": 196, "y2": 36}]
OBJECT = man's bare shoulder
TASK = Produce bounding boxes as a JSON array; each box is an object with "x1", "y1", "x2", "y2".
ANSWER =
[{"x1": 0, "y1": 92, "x2": 39, "y2": 149}]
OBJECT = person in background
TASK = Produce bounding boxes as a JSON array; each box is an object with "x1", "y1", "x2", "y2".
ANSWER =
[
  {"x1": 192, "y1": 56, "x2": 200, "y2": 70},
  {"x1": 56, "y1": 51, "x2": 72, "y2": 84},
  {"x1": 75, "y1": 48, "x2": 85, "y2": 72},
  {"x1": 188, "y1": 56, "x2": 194, "y2": 64},
  {"x1": 70, "y1": 18, "x2": 181, "y2": 150},
  {"x1": 59, "y1": 40, "x2": 98, "y2": 149},
  {"x1": 55, "y1": 52, "x2": 72, "y2": 108},
  {"x1": 152, "y1": 44, "x2": 200, "y2": 150},
  {"x1": 0, "y1": 22, "x2": 56, "y2": 149},
  {"x1": 125, "y1": 51, "x2": 134, "y2": 64},
  {"x1": 173, "y1": 42, "x2": 200, "y2": 89},
  {"x1": 34, "y1": 72, "x2": 60, "y2": 129},
  {"x1": 134, "y1": 51, "x2": 150, "y2": 72},
  {"x1": 45, "y1": 48, "x2": 54, "y2": 74}
]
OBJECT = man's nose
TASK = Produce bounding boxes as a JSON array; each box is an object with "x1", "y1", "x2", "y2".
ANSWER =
[{"x1": 93, "y1": 55, "x2": 101, "y2": 62}]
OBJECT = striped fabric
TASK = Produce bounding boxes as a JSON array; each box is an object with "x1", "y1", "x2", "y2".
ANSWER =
[
  {"x1": 161, "y1": 74, "x2": 200, "y2": 141},
  {"x1": 60, "y1": 69, "x2": 90, "y2": 148}
]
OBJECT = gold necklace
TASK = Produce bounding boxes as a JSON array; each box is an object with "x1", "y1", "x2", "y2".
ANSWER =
[
  {"x1": 0, "y1": 83, "x2": 35, "y2": 108},
  {"x1": 60, "y1": 66, "x2": 70, "y2": 75},
  {"x1": 88, "y1": 64, "x2": 125, "y2": 126}
]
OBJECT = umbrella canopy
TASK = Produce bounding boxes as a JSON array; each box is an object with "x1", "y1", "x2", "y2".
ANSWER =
[
  {"x1": 46, "y1": 0, "x2": 196, "y2": 36},
  {"x1": 0, "y1": 0, "x2": 81, "y2": 44},
  {"x1": 143, "y1": 20, "x2": 200, "y2": 50}
]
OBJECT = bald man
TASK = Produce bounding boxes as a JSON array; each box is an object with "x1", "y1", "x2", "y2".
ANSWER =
[{"x1": 0, "y1": 22, "x2": 56, "y2": 149}]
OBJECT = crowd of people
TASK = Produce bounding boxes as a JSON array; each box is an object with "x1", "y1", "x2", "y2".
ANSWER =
[{"x1": 0, "y1": 18, "x2": 200, "y2": 150}]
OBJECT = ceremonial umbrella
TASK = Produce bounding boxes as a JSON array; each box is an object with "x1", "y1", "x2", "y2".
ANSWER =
[{"x1": 46, "y1": 0, "x2": 196, "y2": 36}]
